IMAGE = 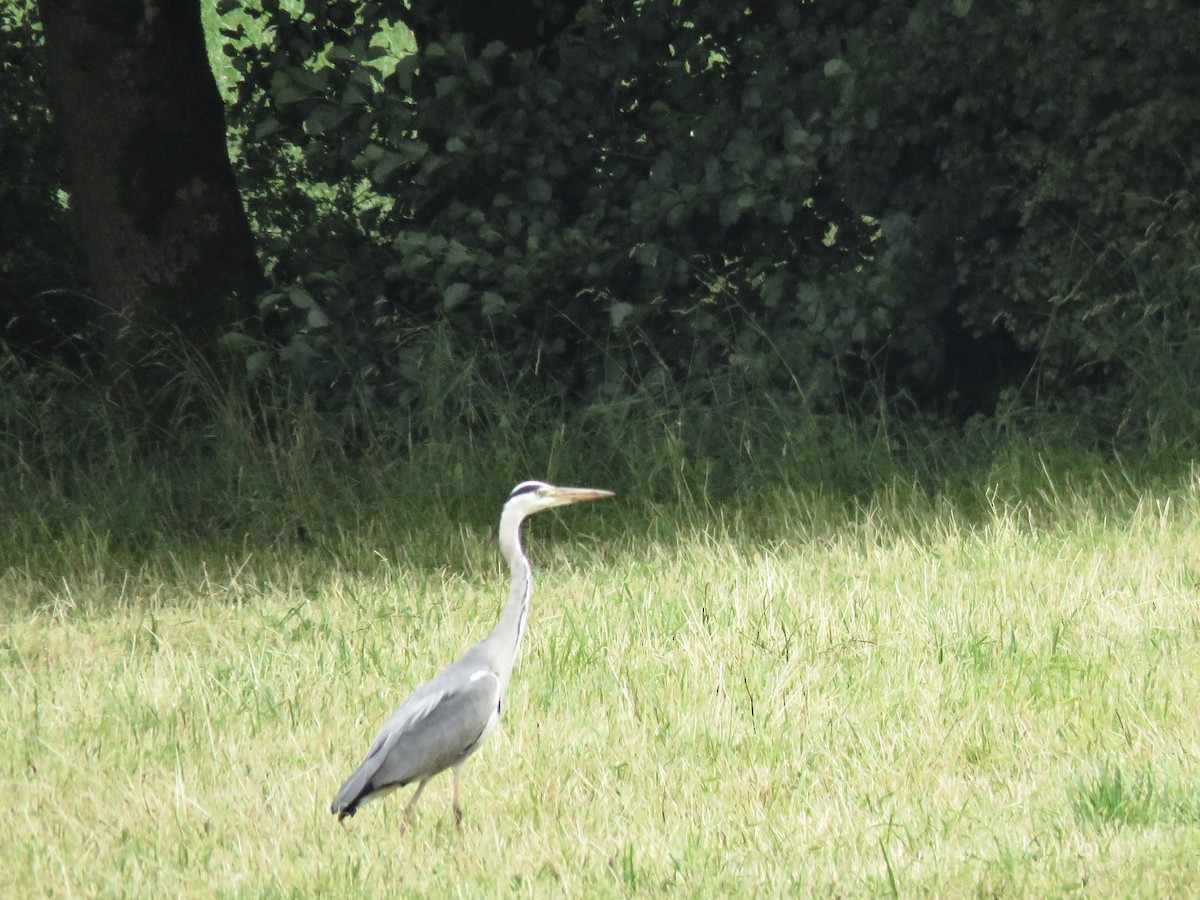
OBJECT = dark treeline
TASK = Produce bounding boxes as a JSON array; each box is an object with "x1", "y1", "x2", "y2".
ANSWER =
[{"x1": 4, "y1": 0, "x2": 1199, "y2": 436}]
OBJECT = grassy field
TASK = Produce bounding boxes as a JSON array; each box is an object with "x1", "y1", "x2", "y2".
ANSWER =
[{"x1": 3, "y1": 406, "x2": 1200, "y2": 896}]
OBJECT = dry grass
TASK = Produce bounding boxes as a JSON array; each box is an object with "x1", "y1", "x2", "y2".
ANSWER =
[{"x1": 4, "y1": 448, "x2": 1200, "y2": 896}]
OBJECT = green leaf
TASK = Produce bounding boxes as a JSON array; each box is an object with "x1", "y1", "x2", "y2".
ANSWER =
[
  {"x1": 287, "y1": 286, "x2": 315, "y2": 309},
  {"x1": 610, "y1": 301, "x2": 636, "y2": 328},
  {"x1": 402, "y1": 252, "x2": 432, "y2": 276},
  {"x1": 252, "y1": 117, "x2": 284, "y2": 140},
  {"x1": 633, "y1": 244, "x2": 659, "y2": 267},
  {"x1": 442, "y1": 282, "x2": 471, "y2": 310},
  {"x1": 797, "y1": 284, "x2": 821, "y2": 310},
  {"x1": 246, "y1": 350, "x2": 271, "y2": 379},
  {"x1": 760, "y1": 273, "x2": 787, "y2": 308},
  {"x1": 480, "y1": 291, "x2": 506, "y2": 317},
  {"x1": 393, "y1": 54, "x2": 420, "y2": 92},
  {"x1": 444, "y1": 241, "x2": 474, "y2": 267},
  {"x1": 467, "y1": 61, "x2": 492, "y2": 87},
  {"x1": 219, "y1": 332, "x2": 257, "y2": 353},
  {"x1": 445, "y1": 33, "x2": 467, "y2": 60},
  {"x1": 526, "y1": 178, "x2": 552, "y2": 203},
  {"x1": 481, "y1": 41, "x2": 507, "y2": 61},
  {"x1": 823, "y1": 58, "x2": 853, "y2": 78},
  {"x1": 782, "y1": 122, "x2": 808, "y2": 151},
  {"x1": 719, "y1": 195, "x2": 741, "y2": 227},
  {"x1": 270, "y1": 84, "x2": 308, "y2": 107},
  {"x1": 371, "y1": 151, "x2": 406, "y2": 184},
  {"x1": 257, "y1": 290, "x2": 286, "y2": 313},
  {"x1": 304, "y1": 104, "x2": 351, "y2": 136}
]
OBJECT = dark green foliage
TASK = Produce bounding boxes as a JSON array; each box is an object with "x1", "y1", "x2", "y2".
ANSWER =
[
  {"x1": 224, "y1": 2, "x2": 879, "y2": 416},
  {"x1": 364, "y1": 4, "x2": 873, "y2": 403},
  {"x1": 5, "y1": 0, "x2": 1198, "y2": 435},
  {"x1": 821, "y1": 0, "x2": 1200, "y2": 415},
  {"x1": 215, "y1": 0, "x2": 1200, "y2": 431}
]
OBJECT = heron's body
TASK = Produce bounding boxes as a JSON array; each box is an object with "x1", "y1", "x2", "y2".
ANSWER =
[{"x1": 330, "y1": 480, "x2": 612, "y2": 828}]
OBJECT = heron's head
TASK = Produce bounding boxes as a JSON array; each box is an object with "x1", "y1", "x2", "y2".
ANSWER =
[{"x1": 504, "y1": 480, "x2": 615, "y2": 518}]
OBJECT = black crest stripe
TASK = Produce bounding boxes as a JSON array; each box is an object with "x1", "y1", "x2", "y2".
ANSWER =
[{"x1": 508, "y1": 482, "x2": 544, "y2": 498}]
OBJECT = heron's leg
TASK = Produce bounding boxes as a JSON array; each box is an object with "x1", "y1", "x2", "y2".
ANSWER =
[
  {"x1": 399, "y1": 779, "x2": 430, "y2": 834},
  {"x1": 452, "y1": 765, "x2": 464, "y2": 829}
]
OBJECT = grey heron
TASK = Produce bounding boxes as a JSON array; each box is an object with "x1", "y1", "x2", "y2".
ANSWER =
[{"x1": 330, "y1": 480, "x2": 614, "y2": 830}]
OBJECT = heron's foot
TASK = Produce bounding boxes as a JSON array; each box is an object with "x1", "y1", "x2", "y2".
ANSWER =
[{"x1": 454, "y1": 804, "x2": 464, "y2": 830}]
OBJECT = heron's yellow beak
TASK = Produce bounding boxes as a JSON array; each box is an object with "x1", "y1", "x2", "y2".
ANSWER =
[{"x1": 549, "y1": 486, "x2": 615, "y2": 505}]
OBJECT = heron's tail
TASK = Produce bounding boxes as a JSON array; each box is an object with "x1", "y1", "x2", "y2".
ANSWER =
[{"x1": 330, "y1": 760, "x2": 376, "y2": 820}]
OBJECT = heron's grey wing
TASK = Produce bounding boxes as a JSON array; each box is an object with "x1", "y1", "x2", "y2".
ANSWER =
[{"x1": 330, "y1": 666, "x2": 501, "y2": 819}]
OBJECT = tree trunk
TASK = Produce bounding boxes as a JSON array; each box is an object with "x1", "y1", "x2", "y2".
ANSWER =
[{"x1": 37, "y1": 0, "x2": 262, "y2": 370}]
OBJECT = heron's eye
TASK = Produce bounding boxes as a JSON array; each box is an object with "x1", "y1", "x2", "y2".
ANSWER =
[{"x1": 536, "y1": 487, "x2": 550, "y2": 497}]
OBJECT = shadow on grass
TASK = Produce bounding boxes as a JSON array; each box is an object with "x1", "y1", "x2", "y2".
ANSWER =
[{"x1": 2, "y1": 374, "x2": 1199, "y2": 615}]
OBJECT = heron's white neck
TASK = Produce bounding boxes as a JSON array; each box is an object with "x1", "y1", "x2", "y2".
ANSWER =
[{"x1": 491, "y1": 506, "x2": 532, "y2": 690}]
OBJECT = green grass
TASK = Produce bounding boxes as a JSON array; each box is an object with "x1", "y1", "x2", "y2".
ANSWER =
[
  {"x1": 1070, "y1": 762, "x2": 1200, "y2": 829},
  {"x1": 3, "y1": 390, "x2": 1200, "y2": 895}
]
